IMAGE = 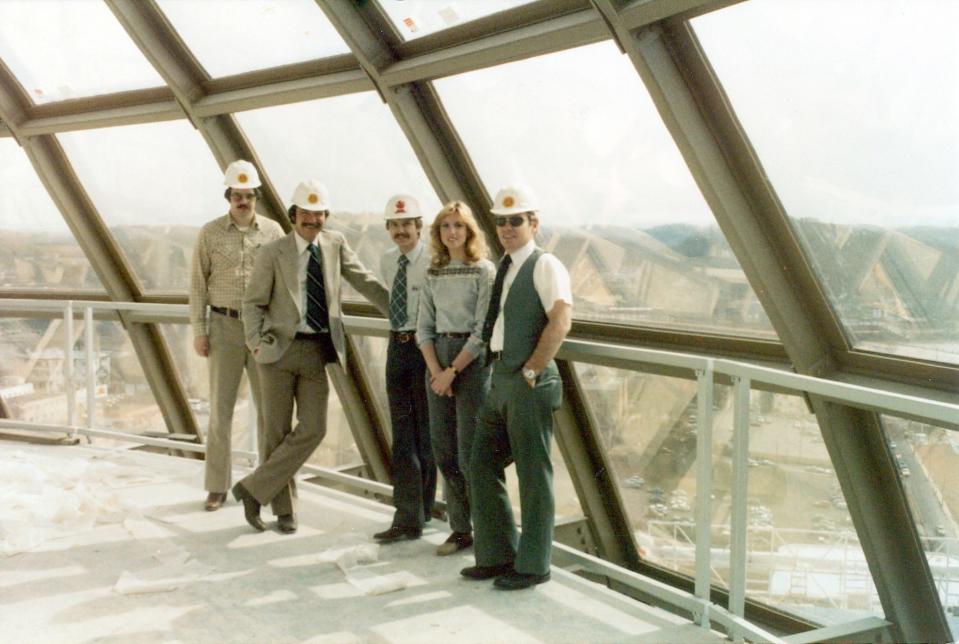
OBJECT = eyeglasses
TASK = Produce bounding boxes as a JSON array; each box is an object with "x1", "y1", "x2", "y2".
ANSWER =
[
  {"x1": 230, "y1": 192, "x2": 257, "y2": 202},
  {"x1": 495, "y1": 215, "x2": 527, "y2": 228}
]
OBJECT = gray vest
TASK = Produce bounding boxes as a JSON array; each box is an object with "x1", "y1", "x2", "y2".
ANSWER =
[{"x1": 502, "y1": 248, "x2": 548, "y2": 370}]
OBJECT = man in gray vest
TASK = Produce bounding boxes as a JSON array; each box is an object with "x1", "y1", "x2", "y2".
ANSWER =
[{"x1": 461, "y1": 184, "x2": 572, "y2": 590}]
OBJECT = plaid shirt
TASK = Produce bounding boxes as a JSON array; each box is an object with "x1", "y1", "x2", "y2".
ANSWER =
[{"x1": 189, "y1": 213, "x2": 284, "y2": 336}]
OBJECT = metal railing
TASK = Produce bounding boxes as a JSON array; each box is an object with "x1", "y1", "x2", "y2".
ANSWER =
[{"x1": 3, "y1": 298, "x2": 949, "y2": 643}]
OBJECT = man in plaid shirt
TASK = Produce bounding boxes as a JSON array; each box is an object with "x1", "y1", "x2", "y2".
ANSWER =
[{"x1": 190, "y1": 160, "x2": 284, "y2": 512}]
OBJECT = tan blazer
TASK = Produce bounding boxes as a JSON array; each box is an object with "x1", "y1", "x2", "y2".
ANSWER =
[{"x1": 242, "y1": 230, "x2": 389, "y2": 365}]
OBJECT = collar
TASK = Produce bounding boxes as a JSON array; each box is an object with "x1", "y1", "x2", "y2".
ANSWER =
[
  {"x1": 225, "y1": 213, "x2": 258, "y2": 231},
  {"x1": 294, "y1": 231, "x2": 318, "y2": 255},
  {"x1": 398, "y1": 240, "x2": 425, "y2": 264},
  {"x1": 506, "y1": 239, "x2": 536, "y2": 268}
]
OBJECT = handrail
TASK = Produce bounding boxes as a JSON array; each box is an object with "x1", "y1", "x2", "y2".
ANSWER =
[{"x1": 2, "y1": 298, "x2": 956, "y2": 643}]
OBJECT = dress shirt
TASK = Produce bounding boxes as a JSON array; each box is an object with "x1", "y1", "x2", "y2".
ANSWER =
[
  {"x1": 417, "y1": 258, "x2": 495, "y2": 358},
  {"x1": 380, "y1": 240, "x2": 428, "y2": 333},
  {"x1": 489, "y1": 239, "x2": 573, "y2": 352},
  {"x1": 294, "y1": 232, "x2": 325, "y2": 333},
  {"x1": 190, "y1": 213, "x2": 284, "y2": 336}
]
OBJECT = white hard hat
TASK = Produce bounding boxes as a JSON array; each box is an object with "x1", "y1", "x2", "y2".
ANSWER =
[
  {"x1": 291, "y1": 180, "x2": 331, "y2": 211},
  {"x1": 223, "y1": 160, "x2": 261, "y2": 189},
  {"x1": 490, "y1": 184, "x2": 538, "y2": 215},
  {"x1": 383, "y1": 194, "x2": 422, "y2": 220}
]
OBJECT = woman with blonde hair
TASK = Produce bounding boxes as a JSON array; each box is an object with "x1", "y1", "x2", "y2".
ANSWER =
[{"x1": 417, "y1": 201, "x2": 495, "y2": 556}]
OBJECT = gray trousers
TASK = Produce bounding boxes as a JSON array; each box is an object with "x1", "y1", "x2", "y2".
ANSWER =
[
  {"x1": 470, "y1": 360, "x2": 562, "y2": 576},
  {"x1": 205, "y1": 313, "x2": 263, "y2": 493},
  {"x1": 238, "y1": 336, "x2": 330, "y2": 516},
  {"x1": 426, "y1": 336, "x2": 490, "y2": 534}
]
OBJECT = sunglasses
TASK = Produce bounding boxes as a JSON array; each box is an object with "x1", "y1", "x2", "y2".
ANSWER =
[{"x1": 495, "y1": 215, "x2": 527, "y2": 227}]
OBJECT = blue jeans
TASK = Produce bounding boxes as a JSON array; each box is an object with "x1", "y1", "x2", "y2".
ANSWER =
[
  {"x1": 386, "y1": 334, "x2": 436, "y2": 528},
  {"x1": 426, "y1": 336, "x2": 491, "y2": 534}
]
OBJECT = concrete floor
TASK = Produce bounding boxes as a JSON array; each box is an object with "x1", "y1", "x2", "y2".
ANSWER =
[{"x1": 0, "y1": 440, "x2": 724, "y2": 643}]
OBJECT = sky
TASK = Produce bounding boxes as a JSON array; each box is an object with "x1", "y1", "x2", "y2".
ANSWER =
[{"x1": 0, "y1": 0, "x2": 957, "y2": 233}]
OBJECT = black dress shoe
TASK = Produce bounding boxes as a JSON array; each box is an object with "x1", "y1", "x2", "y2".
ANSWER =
[
  {"x1": 459, "y1": 563, "x2": 514, "y2": 580},
  {"x1": 493, "y1": 570, "x2": 551, "y2": 590},
  {"x1": 373, "y1": 525, "x2": 422, "y2": 543},
  {"x1": 231, "y1": 483, "x2": 266, "y2": 532},
  {"x1": 204, "y1": 492, "x2": 226, "y2": 512},
  {"x1": 277, "y1": 514, "x2": 297, "y2": 533}
]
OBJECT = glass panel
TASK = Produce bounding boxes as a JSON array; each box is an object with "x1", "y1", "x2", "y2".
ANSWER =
[
  {"x1": 57, "y1": 121, "x2": 226, "y2": 292},
  {"x1": 693, "y1": 1, "x2": 959, "y2": 364},
  {"x1": 235, "y1": 91, "x2": 442, "y2": 300},
  {"x1": 0, "y1": 139, "x2": 103, "y2": 290},
  {"x1": 0, "y1": 0, "x2": 164, "y2": 103},
  {"x1": 883, "y1": 416, "x2": 959, "y2": 637},
  {"x1": 156, "y1": 0, "x2": 351, "y2": 78},
  {"x1": 379, "y1": 0, "x2": 534, "y2": 41},
  {"x1": 1, "y1": 316, "x2": 167, "y2": 438},
  {"x1": 435, "y1": 42, "x2": 775, "y2": 337},
  {"x1": 164, "y1": 321, "x2": 362, "y2": 469},
  {"x1": 575, "y1": 362, "x2": 880, "y2": 624}
]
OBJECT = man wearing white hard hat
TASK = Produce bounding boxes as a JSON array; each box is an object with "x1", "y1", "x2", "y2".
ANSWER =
[
  {"x1": 233, "y1": 181, "x2": 389, "y2": 533},
  {"x1": 189, "y1": 160, "x2": 284, "y2": 512},
  {"x1": 372, "y1": 194, "x2": 437, "y2": 544},
  {"x1": 461, "y1": 184, "x2": 572, "y2": 590}
]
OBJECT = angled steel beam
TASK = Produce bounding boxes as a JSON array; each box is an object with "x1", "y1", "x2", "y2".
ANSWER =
[
  {"x1": 584, "y1": 3, "x2": 949, "y2": 639},
  {"x1": 105, "y1": 0, "x2": 289, "y2": 231},
  {"x1": 316, "y1": 1, "x2": 496, "y2": 237},
  {"x1": 0, "y1": 63, "x2": 199, "y2": 441}
]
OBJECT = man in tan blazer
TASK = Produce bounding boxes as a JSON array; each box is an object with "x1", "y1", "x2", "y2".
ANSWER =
[{"x1": 233, "y1": 180, "x2": 389, "y2": 533}]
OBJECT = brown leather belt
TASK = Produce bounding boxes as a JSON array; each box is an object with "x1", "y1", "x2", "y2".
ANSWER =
[
  {"x1": 439, "y1": 332, "x2": 470, "y2": 339},
  {"x1": 390, "y1": 331, "x2": 416, "y2": 343}
]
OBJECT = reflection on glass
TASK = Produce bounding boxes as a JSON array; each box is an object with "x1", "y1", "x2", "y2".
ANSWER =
[
  {"x1": 0, "y1": 140, "x2": 103, "y2": 290},
  {"x1": 0, "y1": 1, "x2": 164, "y2": 103},
  {"x1": 57, "y1": 121, "x2": 225, "y2": 292},
  {"x1": 435, "y1": 42, "x2": 774, "y2": 336},
  {"x1": 575, "y1": 362, "x2": 880, "y2": 624},
  {"x1": 236, "y1": 92, "x2": 441, "y2": 300},
  {"x1": 157, "y1": 0, "x2": 350, "y2": 78},
  {"x1": 693, "y1": 1, "x2": 959, "y2": 364},
  {"x1": 379, "y1": 0, "x2": 533, "y2": 41},
  {"x1": 882, "y1": 415, "x2": 959, "y2": 636},
  {"x1": 1, "y1": 317, "x2": 169, "y2": 437}
]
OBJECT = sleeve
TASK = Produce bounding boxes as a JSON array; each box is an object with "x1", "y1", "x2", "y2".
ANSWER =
[
  {"x1": 189, "y1": 228, "x2": 211, "y2": 337},
  {"x1": 416, "y1": 273, "x2": 437, "y2": 348},
  {"x1": 464, "y1": 260, "x2": 495, "y2": 357},
  {"x1": 241, "y1": 244, "x2": 274, "y2": 352},
  {"x1": 533, "y1": 253, "x2": 573, "y2": 313},
  {"x1": 341, "y1": 235, "x2": 390, "y2": 316}
]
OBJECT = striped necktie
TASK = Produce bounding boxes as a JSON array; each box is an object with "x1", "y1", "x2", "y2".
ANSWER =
[
  {"x1": 306, "y1": 243, "x2": 328, "y2": 332},
  {"x1": 389, "y1": 254, "x2": 409, "y2": 330}
]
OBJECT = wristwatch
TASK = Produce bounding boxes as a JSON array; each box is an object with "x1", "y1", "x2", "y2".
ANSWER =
[{"x1": 522, "y1": 367, "x2": 537, "y2": 382}]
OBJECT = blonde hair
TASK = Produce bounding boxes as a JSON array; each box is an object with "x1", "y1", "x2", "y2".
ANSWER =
[{"x1": 429, "y1": 201, "x2": 489, "y2": 268}]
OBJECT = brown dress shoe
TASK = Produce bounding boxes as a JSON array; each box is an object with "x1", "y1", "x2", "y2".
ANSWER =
[
  {"x1": 204, "y1": 492, "x2": 227, "y2": 512},
  {"x1": 436, "y1": 532, "x2": 473, "y2": 556},
  {"x1": 277, "y1": 514, "x2": 297, "y2": 533},
  {"x1": 231, "y1": 483, "x2": 266, "y2": 532}
]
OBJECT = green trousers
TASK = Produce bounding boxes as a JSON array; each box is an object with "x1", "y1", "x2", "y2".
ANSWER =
[{"x1": 469, "y1": 360, "x2": 562, "y2": 575}]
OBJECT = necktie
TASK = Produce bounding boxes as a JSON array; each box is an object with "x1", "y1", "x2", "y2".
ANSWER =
[
  {"x1": 306, "y1": 243, "x2": 329, "y2": 332},
  {"x1": 481, "y1": 254, "x2": 512, "y2": 344},
  {"x1": 389, "y1": 254, "x2": 409, "y2": 330}
]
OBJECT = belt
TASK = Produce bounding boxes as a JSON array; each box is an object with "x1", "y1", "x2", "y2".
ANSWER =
[
  {"x1": 211, "y1": 305, "x2": 240, "y2": 319},
  {"x1": 439, "y1": 332, "x2": 470, "y2": 339},
  {"x1": 295, "y1": 331, "x2": 328, "y2": 340},
  {"x1": 390, "y1": 330, "x2": 416, "y2": 343},
  {"x1": 489, "y1": 351, "x2": 503, "y2": 361}
]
